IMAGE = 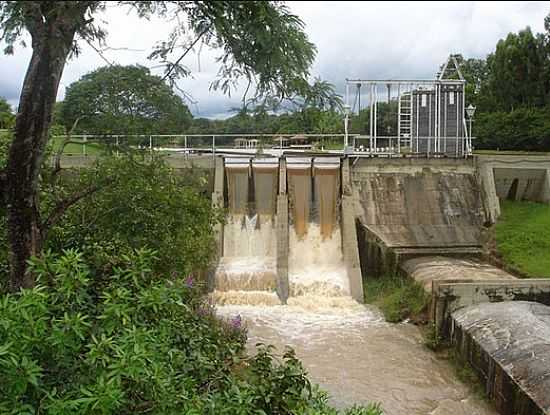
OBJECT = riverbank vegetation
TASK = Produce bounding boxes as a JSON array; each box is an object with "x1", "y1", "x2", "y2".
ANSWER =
[
  {"x1": 363, "y1": 276, "x2": 429, "y2": 323},
  {"x1": 494, "y1": 200, "x2": 550, "y2": 278}
]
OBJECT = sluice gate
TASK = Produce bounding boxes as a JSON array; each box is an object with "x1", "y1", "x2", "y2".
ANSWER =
[{"x1": 211, "y1": 156, "x2": 364, "y2": 305}]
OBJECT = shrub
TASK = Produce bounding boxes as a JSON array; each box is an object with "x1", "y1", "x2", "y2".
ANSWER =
[
  {"x1": 363, "y1": 276, "x2": 428, "y2": 323},
  {"x1": 46, "y1": 154, "x2": 221, "y2": 278},
  {"x1": 0, "y1": 250, "x2": 382, "y2": 414}
]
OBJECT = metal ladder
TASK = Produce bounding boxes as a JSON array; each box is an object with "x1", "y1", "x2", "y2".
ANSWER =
[{"x1": 398, "y1": 92, "x2": 413, "y2": 149}]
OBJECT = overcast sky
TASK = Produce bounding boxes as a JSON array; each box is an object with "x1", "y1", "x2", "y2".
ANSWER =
[{"x1": 1, "y1": 1, "x2": 549, "y2": 118}]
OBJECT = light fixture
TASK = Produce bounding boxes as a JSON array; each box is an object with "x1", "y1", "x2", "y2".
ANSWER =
[{"x1": 466, "y1": 104, "x2": 476, "y2": 118}]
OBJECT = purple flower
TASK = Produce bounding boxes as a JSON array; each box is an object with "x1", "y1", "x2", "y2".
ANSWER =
[
  {"x1": 185, "y1": 275, "x2": 194, "y2": 288},
  {"x1": 230, "y1": 314, "x2": 242, "y2": 329}
]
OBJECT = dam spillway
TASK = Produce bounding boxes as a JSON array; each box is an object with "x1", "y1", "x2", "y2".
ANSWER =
[{"x1": 212, "y1": 156, "x2": 363, "y2": 305}]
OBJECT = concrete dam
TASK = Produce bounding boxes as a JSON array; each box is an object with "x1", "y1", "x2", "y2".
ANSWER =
[
  {"x1": 206, "y1": 153, "x2": 550, "y2": 415},
  {"x1": 211, "y1": 156, "x2": 363, "y2": 306}
]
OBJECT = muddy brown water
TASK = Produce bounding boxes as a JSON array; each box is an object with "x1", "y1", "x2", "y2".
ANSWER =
[{"x1": 216, "y1": 300, "x2": 496, "y2": 415}]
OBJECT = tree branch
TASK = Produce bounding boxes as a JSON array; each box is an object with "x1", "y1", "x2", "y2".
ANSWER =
[
  {"x1": 161, "y1": 25, "x2": 211, "y2": 83},
  {"x1": 41, "y1": 179, "x2": 113, "y2": 236},
  {"x1": 52, "y1": 116, "x2": 86, "y2": 177}
]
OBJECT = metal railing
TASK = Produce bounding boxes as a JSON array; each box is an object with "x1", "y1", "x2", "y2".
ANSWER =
[{"x1": 52, "y1": 133, "x2": 474, "y2": 158}]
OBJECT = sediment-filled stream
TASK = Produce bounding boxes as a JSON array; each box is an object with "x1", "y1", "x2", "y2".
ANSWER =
[{"x1": 216, "y1": 303, "x2": 496, "y2": 415}]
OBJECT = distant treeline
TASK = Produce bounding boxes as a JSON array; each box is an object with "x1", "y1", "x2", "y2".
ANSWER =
[{"x1": 4, "y1": 16, "x2": 550, "y2": 151}]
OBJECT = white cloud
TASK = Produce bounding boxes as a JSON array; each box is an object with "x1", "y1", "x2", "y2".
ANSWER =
[{"x1": 1, "y1": 1, "x2": 549, "y2": 117}]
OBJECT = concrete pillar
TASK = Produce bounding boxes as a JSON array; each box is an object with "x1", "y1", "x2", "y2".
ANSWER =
[
  {"x1": 540, "y1": 169, "x2": 550, "y2": 204},
  {"x1": 341, "y1": 156, "x2": 353, "y2": 196},
  {"x1": 276, "y1": 159, "x2": 289, "y2": 303},
  {"x1": 478, "y1": 161, "x2": 500, "y2": 223},
  {"x1": 340, "y1": 158, "x2": 364, "y2": 302},
  {"x1": 212, "y1": 157, "x2": 225, "y2": 258},
  {"x1": 342, "y1": 194, "x2": 364, "y2": 303}
]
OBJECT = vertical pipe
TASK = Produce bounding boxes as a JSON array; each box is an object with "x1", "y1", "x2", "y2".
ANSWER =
[
  {"x1": 149, "y1": 135, "x2": 153, "y2": 154},
  {"x1": 83, "y1": 135, "x2": 87, "y2": 157},
  {"x1": 358, "y1": 84, "x2": 361, "y2": 113},
  {"x1": 397, "y1": 83, "x2": 401, "y2": 154},
  {"x1": 212, "y1": 135, "x2": 215, "y2": 160},
  {"x1": 455, "y1": 88, "x2": 463, "y2": 157},
  {"x1": 444, "y1": 89, "x2": 448, "y2": 155},
  {"x1": 374, "y1": 84, "x2": 378, "y2": 151},
  {"x1": 184, "y1": 135, "x2": 188, "y2": 159},
  {"x1": 463, "y1": 83, "x2": 468, "y2": 156},
  {"x1": 416, "y1": 91, "x2": 420, "y2": 155},
  {"x1": 369, "y1": 84, "x2": 373, "y2": 152},
  {"x1": 428, "y1": 91, "x2": 432, "y2": 146}
]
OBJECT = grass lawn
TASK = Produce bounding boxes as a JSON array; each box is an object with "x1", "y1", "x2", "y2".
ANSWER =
[
  {"x1": 50, "y1": 137, "x2": 106, "y2": 155},
  {"x1": 495, "y1": 200, "x2": 550, "y2": 278}
]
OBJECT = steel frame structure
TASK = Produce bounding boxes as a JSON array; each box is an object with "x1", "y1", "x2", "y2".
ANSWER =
[{"x1": 345, "y1": 56, "x2": 471, "y2": 157}]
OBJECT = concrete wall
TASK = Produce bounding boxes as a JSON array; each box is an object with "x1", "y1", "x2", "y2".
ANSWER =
[
  {"x1": 475, "y1": 154, "x2": 550, "y2": 223},
  {"x1": 452, "y1": 302, "x2": 550, "y2": 415},
  {"x1": 430, "y1": 278, "x2": 550, "y2": 337},
  {"x1": 351, "y1": 158, "x2": 486, "y2": 277},
  {"x1": 341, "y1": 159, "x2": 364, "y2": 302}
]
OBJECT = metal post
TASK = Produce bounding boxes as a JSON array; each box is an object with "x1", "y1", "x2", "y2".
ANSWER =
[
  {"x1": 369, "y1": 84, "x2": 373, "y2": 152},
  {"x1": 212, "y1": 135, "x2": 215, "y2": 159},
  {"x1": 464, "y1": 84, "x2": 469, "y2": 155},
  {"x1": 443, "y1": 89, "x2": 448, "y2": 155},
  {"x1": 455, "y1": 88, "x2": 464, "y2": 157},
  {"x1": 416, "y1": 91, "x2": 420, "y2": 155},
  {"x1": 149, "y1": 135, "x2": 153, "y2": 154},
  {"x1": 357, "y1": 83, "x2": 361, "y2": 113},
  {"x1": 116, "y1": 136, "x2": 119, "y2": 156},
  {"x1": 397, "y1": 83, "x2": 401, "y2": 154},
  {"x1": 83, "y1": 135, "x2": 87, "y2": 157},
  {"x1": 184, "y1": 135, "x2": 188, "y2": 159}
]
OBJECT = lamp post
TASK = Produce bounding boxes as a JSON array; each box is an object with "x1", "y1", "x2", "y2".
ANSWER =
[
  {"x1": 466, "y1": 104, "x2": 476, "y2": 153},
  {"x1": 466, "y1": 104, "x2": 476, "y2": 138},
  {"x1": 343, "y1": 104, "x2": 351, "y2": 152}
]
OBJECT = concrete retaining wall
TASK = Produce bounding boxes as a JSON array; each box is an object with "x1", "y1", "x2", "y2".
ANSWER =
[
  {"x1": 430, "y1": 279, "x2": 550, "y2": 337},
  {"x1": 475, "y1": 154, "x2": 550, "y2": 222},
  {"x1": 452, "y1": 301, "x2": 550, "y2": 415},
  {"x1": 351, "y1": 158, "x2": 486, "y2": 277}
]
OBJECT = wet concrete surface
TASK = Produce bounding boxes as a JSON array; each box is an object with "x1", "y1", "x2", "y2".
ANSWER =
[
  {"x1": 402, "y1": 256, "x2": 515, "y2": 291},
  {"x1": 452, "y1": 301, "x2": 550, "y2": 414}
]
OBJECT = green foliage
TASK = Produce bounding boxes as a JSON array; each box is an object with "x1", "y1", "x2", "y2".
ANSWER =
[
  {"x1": 0, "y1": 96, "x2": 14, "y2": 130},
  {"x1": 60, "y1": 65, "x2": 192, "y2": 135},
  {"x1": 486, "y1": 27, "x2": 547, "y2": 111},
  {"x1": 0, "y1": 250, "x2": 382, "y2": 414},
  {"x1": 363, "y1": 276, "x2": 429, "y2": 323},
  {"x1": 474, "y1": 106, "x2": 550, "y2": 151},
  {"x1": 46, "y1": 154, "x2": 219, "y2": 277},
  {"x1": 495, "y1": 200, "x2": 550, "y2": 277}
]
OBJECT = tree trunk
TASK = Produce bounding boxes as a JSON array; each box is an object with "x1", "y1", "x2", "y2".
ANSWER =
[{"x1": 6, "y1": 11, "x2": 79, "y2": 291}]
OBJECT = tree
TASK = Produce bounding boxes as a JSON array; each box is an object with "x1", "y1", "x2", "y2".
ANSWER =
[
  {"x1": 60, "y1": 65, "x2": 193, "y2": 135},
  {"x1": 486, "y1": 27, "x2": 546, "y2": 111},
  {"x1": 0, "y1": 97, "x2": 14, "y2": 130},
  {"x1": 0, "y1": 1, "x2": 317, "y2": 290}
]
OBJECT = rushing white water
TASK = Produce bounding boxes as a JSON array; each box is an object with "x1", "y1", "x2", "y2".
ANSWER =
[{"x1": 289, "y1": 224, "x2": 349, "y2": 297}]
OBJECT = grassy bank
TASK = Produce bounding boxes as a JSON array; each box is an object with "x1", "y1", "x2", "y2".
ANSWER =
[
  {"x1": 495, "y1": 200, "x2": 550, "y2": 278},
  {"x1": 363, "y1": 276, "x2": 429, "y2": 323}
]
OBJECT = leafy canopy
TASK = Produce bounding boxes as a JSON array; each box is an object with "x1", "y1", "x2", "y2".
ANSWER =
[
  {"x1": 60, "y1": 65, "x2": 193, "y2": 135},
  {"x1": 0, "y1": 1, "x2": 318, "y2": 108}
]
